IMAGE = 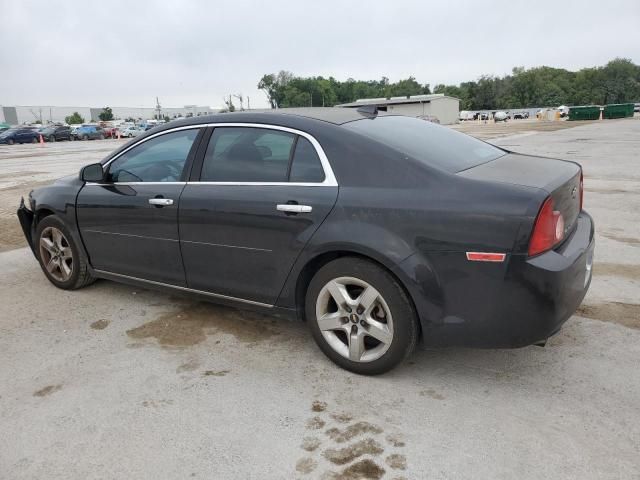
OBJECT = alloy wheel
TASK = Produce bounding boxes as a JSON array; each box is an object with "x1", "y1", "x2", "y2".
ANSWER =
[
  {"x1": 39, "y1": 227, "x2": 73, "y2": 282},
  {"x1": 315, "y1": 276, "x2": 394, "y2": 363}
]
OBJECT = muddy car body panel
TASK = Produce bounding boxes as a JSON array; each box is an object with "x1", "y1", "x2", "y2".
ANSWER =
[{"x1": 18, "y1": 108, "x2": 594, "y2": 351}]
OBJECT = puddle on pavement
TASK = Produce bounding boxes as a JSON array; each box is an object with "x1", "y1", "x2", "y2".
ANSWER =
[
  {"x1": 576, "y1": 302, "x2": 640, "y2": 330},
  {"x1": 126, "y1": 302, "x2": 282, "y2": 348},
  {"x1": 595, "y1": 262, "x2": 640, "y2": 280}
]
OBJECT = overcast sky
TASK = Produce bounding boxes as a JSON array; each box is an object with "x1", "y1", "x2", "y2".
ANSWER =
[{"x1": 1, "y1": 0, "x2": 639, "y2": 109}]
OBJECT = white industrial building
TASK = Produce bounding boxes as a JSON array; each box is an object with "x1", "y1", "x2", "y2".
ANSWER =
[
  {"x1": 0, "y1": 105, "x2": 220, "y2": 126},
  {"x1": 337, "y1": 94, "x2": 460, "y2": 124}
]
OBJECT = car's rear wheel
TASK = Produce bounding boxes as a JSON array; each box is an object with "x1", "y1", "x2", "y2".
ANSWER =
[
  {"x1": 99, "y1": 134, "x2": 104, "y2": 140},
  {"x1": 35, "y1": 216, "x2": 95, "y2": 290},
  {"x1": 305, "y1": 257, "x2": 418, "y2": 375},
  {"x1": 7, "y1": 139, "x2": 14, "y2": 145},
  {"x1": 32, "y1": 137, "x2": 38, "y2": 143}
]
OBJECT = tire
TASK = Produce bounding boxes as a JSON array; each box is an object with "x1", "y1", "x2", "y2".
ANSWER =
[
  {"x1": 32, "y1": 137, "x2": 38, "y2": 143},
  {"x1": 50, "y1": 136, "x2": 56, "y2": 142},
  {"x1": 35, "y1": 215, "x2": 95, "y2": 290},
  {"x1": 305, "y1": 257, "x2": 418, "y2": 375},
  {"x1": 7, "y1": 139, "x2": 14, "y2": 145},
  {"x1": 82, "y1": 135, "x2": 88, "y2": 141},
  {"x1": 99, "y1": 134, "x2": 104, "y2": 140}
]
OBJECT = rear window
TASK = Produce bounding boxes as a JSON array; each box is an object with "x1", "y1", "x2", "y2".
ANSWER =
[{"x1": 343, "y1": 115, "x2": 505, "y2": 173}]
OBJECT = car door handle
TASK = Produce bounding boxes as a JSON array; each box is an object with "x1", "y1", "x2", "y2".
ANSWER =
[
  {"x1": 277, "y1": 204, "x2": 312, "y2": 213},
  {"x1": 149, "y1": 198, "x2": 174, "y2": 206}
]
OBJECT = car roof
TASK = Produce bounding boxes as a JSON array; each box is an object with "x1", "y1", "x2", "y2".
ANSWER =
[{"x1": 163, "y1": 107, "x2": 373, "y2": 129}]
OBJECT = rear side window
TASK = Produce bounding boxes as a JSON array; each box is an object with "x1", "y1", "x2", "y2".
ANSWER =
[
  {"x1": 344, "y1": 116, "x2": 505, "y2": 173},
  {"x1": 201, "y1": 127, "x2": 295, "y2": 182},
  {"x1": 290, "y1": 137, "x2": 325, "y2": 183}
]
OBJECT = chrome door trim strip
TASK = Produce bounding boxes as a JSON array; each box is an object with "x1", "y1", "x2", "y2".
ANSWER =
[
  {"x1": 94, "y1": 269, "x2": 274, "y2": 308},
  {"x1": 98, "y1": 122, "x2": 338, "y2": 187}
]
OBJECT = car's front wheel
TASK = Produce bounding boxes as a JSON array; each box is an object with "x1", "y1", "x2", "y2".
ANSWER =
[
  {"x1": 50, "y1": 136, "x2": 56, "y2": 142},
  {"x1": 306, "y1": 257, "x2": 418, "y2": 375},
  {"x1": 35, "y1": 216, "x2": 95, "y2": 290}
]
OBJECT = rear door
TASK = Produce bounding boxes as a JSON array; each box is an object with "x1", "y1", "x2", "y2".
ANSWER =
[
  {"x1": 179, "y1": 125, "x2": 338, "y2": 305},
  {"x1": 77, "y1": 127, "x2": 204, "y2": 285}
]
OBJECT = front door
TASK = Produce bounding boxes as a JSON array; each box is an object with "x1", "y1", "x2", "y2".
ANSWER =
[
  {"x1": 77, "y1": 127, "x2": 203, "y2": 285},
  {"x1": 179, "y1": 125, "x2": 338, "y2": 305}
]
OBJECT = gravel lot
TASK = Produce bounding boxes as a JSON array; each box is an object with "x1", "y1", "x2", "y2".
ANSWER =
[{"x1": 1, "y1": 119, "x2": 639, "y2": 479}]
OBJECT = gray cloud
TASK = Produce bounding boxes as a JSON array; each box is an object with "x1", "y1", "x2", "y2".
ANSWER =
[{"x1": 1, "y1": 0, "x2": 639, "y2": 109}]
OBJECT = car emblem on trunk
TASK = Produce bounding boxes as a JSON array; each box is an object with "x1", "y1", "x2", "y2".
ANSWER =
[{"x1": 571, "y1": 186, "x2": 577, "y2": 198}]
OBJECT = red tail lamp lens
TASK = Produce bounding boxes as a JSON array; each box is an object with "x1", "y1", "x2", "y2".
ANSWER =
[{"x1": 529, "y1": 197, "x2": 565, "y2": 256}]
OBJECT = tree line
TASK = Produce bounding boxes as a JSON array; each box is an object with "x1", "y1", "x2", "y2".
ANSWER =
[{"x1": 258, "y1": 58, "x2": 640, "y2": 110}]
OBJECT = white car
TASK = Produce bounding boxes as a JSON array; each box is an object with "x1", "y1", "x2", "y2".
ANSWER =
[{"x1": 119, "y1": 126, "x2": 143, "y2": 138}]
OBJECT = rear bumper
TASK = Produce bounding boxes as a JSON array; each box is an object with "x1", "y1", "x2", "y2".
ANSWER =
[{"x1": 400, "y1": 212, "x2": 595, "y2": 348}]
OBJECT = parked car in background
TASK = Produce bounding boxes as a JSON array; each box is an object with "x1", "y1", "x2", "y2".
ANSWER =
[
  {"x1": 72, "y1": 126, "x2": 106, "y2": 141},
  {"x1": 634, "y1": 103, "x2": 639, "y2": 113},
  {"x1": 513, "y1": 112, "x2": 530, "y2": 119},
  {"x1": 17, "y1": 109, "x2": 593, "y2": 374},
  {"x1": 102, "y1": 126, "x2": 118, "y2": 138},
  {"x1": 0, "y1": 123, "x2": 11, "y2": 134},
  {"x1": 0, "y1": 127, "x2": 40, "y2": 145},
  {"x1": 119, "y1": 126, "x2": 144, "y2": 138},
  {"x1": 38, "y1": 125, "x2": 72, "y2": 142},
  {"x1": 494, "y1": 111, "x2": 508, "y2": 122}
]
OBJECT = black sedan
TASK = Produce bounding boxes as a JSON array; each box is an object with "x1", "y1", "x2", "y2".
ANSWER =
[
  {"x1": 38, "y1": 125, "x2": 72, "y2": 142},
  {"x1": 17, "y1": 108, "x2": 594, "y2": 374}
]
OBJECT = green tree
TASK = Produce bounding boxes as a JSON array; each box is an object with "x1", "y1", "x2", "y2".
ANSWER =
[
  {"x1": 98, "y1": 107, "x2": 114, "y2": 121},
  {"x1": 65, "y1": 112, "x2": 85, "y2": 124}
]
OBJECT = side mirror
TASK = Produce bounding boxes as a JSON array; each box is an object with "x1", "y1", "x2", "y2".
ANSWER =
[{"x1": 80, "y1": 163, "x2": 105, "y2": 182}]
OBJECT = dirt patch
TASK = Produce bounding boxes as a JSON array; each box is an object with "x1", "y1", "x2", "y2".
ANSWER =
[
  {"x1": 90, "y1": 319, "x2": 110, "y2": 330},
  {"x1": 601, "y1": 232, "x2": 640, "y2": 247},
  {"x1": 595, "y1": 262, "x2": 640, "y2": 280},
  {"x1": 33, "y1": 384, "x2": 62, "y2": 397},
  {"x1": 385, "y1": 433, "x2": 406, "y2": 448},
  {"x1": 420, "y1": 388, "x2": 445, "y2": 400},
  {"x1": 295, "y1": 457, "x2": 317, "y2": 474},
  {"x1": 385, "y1": 454, "x2": 407, "y2": 470},
  {"x1": 330, "y1": 413, "x2": 354, "y2": 424},
  {"x1": 323, "y1": 438, "x2": 384, "y2": 465},
  {"x1": 203, "y1": 370, "x2": 230, "y2": 377},
  {"x1": 301, "y1": 436, "x2": 321, "y2": 452},
  {"x1": 312, "y1": 400, "x2": 328, "y2": 412},
  {"x1": 576, "y1": 302, "x2": 640, "y2": 330},
  {"x1": 325, "y1": 421, "x2": 383, "y2": 443},
  {"x1": 0, "y1": 215, "x2": 27, "y2": 252},
  {"x1": 306, "y1": 416, "x2": 326, "y2": 430},
  {"x1": 142, "y1": 399, "x2": 174, "y2": 408},
  {"x1": 325, "y1": 459, "x2": 386, "y2": 479},
  {"x1": 176, "y1": 359, "x2": 200, "y2": 373},
  {"x1": 126, "y1": 302, "x2": 281, "y2": 348}
]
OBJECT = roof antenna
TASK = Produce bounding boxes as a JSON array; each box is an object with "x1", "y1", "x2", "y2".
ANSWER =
[{"x1": 356, "y1": 105, "x2": 378, "y2": 117}]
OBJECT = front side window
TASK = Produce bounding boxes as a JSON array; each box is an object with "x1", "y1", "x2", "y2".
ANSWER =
[
  {"x1": 201, "y1": 127, "x2": 295, "y2": 182},
  {"x1": 108, "y1": 128, "x2": 199, "y2": 182}
]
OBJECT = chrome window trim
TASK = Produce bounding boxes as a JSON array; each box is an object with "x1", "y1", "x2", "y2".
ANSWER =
[
  {"x1": 94, "y1": 269, "x2": 273, "y2": 308},
  {"x1": 97, "y1": 122, "x2": 338, "y2": 187}
]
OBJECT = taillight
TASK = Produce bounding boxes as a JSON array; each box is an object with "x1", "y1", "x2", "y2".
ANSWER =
[
  {"x1": 528, "y1": 197, "x2": 565, "y2": 256},
  {"x1": 579, "y1": 171, "x2": 584, "y2": 211}
]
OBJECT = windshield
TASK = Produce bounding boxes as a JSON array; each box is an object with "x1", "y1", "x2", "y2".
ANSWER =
[{"x1": 343, "y1": 115, "x2": 506, "y2": 173}]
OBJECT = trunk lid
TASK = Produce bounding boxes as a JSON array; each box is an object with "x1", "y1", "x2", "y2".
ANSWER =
[{"x1": 458, "y1": 153, "x2": 582, "y2": 237}]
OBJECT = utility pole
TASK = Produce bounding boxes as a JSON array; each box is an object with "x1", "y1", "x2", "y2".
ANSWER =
[
  {"x1": 155, "y1": 97, "x2": 162, "y2": 120},
  {"x1": 232, "y1": 94, "x2": 244, "y2": 111},
  {"x1": 310, "y1": 92, "x2": 313, "y2": 107},
  {"x1": 247, "y1": 96, "x2": 250, "y2": 110}
]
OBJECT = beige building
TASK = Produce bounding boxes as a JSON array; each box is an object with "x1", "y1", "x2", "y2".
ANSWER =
[{"x1": 337, "y1": 94, "x2": 460, "y2": 124}]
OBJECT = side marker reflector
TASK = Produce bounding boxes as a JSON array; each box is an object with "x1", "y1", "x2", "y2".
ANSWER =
[{"x1": 466, "y1": 252, "x2": 506, "y2": 262}]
